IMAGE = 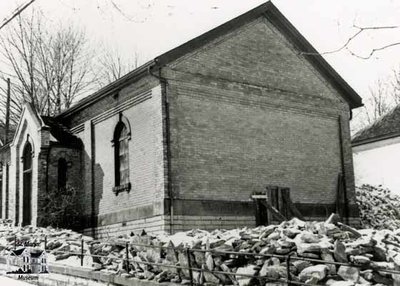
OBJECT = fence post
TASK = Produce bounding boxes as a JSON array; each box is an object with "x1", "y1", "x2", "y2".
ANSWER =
[
  {"x1": 286, "y1": 252, "x2": 295, "y2": 286},
  {"x1": 80, "y1": 239, "x2": 84, "y2": 267},
  {"x1": 125, "y1": 242, "x2": 130, "y2": 273},
  {"x1": 186, "y1": 248, "x2": 194, "y2": 286},
  {"x1": 14, "y1": 235, "x2": 16, "y2": 249}
]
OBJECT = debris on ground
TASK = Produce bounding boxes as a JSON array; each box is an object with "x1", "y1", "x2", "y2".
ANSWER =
[
  {"x1": 1, "y1": 214, "x2": 400, "y2": 285},
  {"x1": 356, "y1": 184, "x2": 400, "y2": 230}
]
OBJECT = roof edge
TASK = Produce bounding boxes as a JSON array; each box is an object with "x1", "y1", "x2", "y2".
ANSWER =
[
  {"x1": 351, "y1": 132, "x2": 400, "y2": 147},
  {"x1": 264, "y1": 4, "x2": 363, "y2": 109},
  {"x1": 57, "y1": 0, "x2": 363, "y2": 119},
  {"x1": 154, "y1": 2, "x2": 275, "y2": 66},
  {"x1": 56, "y1": 60, "x2": 155, "y2": 119}
]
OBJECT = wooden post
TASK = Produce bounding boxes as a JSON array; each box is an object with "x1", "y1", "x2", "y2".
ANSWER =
[
  {"x1": 80, "y1": 239, "x2": 84, "y2": 266},
  {"x1": 266, "y1": 186, "x2": 279, "y2": 223},
  {"x1": 254, "y1": 197, "x2": 261, "y2": 226},
  {"x1": 282, "y1": 190, "x2": 304, "y2": 220},
  {"x1": 186, "y1": 248, "x2": 194, "y2": 286},
  {"x1": 260, "y1": 200, "x2": 286, "y2": 222},
  {"x1": 337, "y1": 116, "x2": 349, "y2": 224},
  {"x1": 277, "y1": 188, "x2": 284, "y2": 214},
  {"x1": 281, "y1": 187, "x2": 296, "y2": 219},
  {"x1": 125, "y1": 242, "x2": 130, "y2": 272}
]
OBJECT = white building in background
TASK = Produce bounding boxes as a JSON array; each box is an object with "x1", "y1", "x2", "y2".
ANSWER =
[{"x1": 352, "y1": 106, "x2": 400, "y2": 195}]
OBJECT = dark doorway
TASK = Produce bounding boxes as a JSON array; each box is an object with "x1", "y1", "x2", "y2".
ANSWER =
[
  {"x1": 58, "y1": 158, "x2": 67, "y2": 190},
  {"x1": 255, "y1": 199, "x2": 268, "y2": 226},
  {"x1": 22, "y1": 142, "x2": 32, "y2": 226}
]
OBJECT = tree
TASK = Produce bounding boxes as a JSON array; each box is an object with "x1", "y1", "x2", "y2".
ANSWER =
[
  {"x1": 39, "y1": 185, "x2": 82, "y2": 230},
  {"x1": 392, "y1": 67, "x2": 400, "y2": 105},
  {"x1": 364, "y1": 80, "x2": 393, "y2": 124},
  {"x1": 351, "y1": 73, "x2": 399, "y2": 133},
  {"x1": 0, "y1": 9, "x2": 96, "y2": 126},
  {"x1": 95, "y1": 46, "x2": 140, "y2": 87}
]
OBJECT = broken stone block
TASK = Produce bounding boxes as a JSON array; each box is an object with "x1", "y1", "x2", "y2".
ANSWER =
[
  {"x1": 328, "y1": 280, "x2": 355, "y2": 286},
  {"x1": 337, "y1": 266, "x2": 360, "y2": 283},
  {"x1": 334, "y1": 240, "x2": 348, "y2": 263},
  {"x1": 305, "y1": 276, "x2": 320, "y2": 285},
  {"x1": 299, "y1": 264, "x2": 328, "y2": 282},
  {"x1": 292, "y1": 260, "x2": 312, "y2": 273},
  {"x1": 350, "y1": 255, "x2": 370, "y2": 265},
  {"x1": 203, "y1": 270, "x2": 219, "y2": 284},
  {"x1": 205, "y1": 252, "x2": 214, "y2": 271},
  {"x1": 259, "y1": 264, "x2": 286, "y2": 280},
  {"x1": 300, "y1": 232, "x2": 320, "y2": 243},
  {"x1": 236, "y1": 265, "x2": 257, "y2": 286},
  {"x1": 321, "y1": 250, "x2": 336, "y2": 275}
]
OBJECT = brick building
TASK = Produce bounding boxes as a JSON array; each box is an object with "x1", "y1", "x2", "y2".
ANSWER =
[{"x1": 0, "y1": 2, "x2": 362, "y2": 237}]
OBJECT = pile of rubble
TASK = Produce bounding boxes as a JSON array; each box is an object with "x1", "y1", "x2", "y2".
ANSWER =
[
  {"x1": 356, "y1": 184, "x2": 400, "y2": 230},
  {"x1": 0, "y1": 219, "x2": 94, "y2": 267},
  {"x1": 111, "y1": 215, "x2": 400, "y2": 286},
  {"x1": 1, "y1": 215, "x2": 400, "y2": 285}
]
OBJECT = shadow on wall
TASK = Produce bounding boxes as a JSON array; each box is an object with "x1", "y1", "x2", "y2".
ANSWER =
[
  {"x1": 78, "y1": 149, "x2": 104, "y2": 236},
  {"x1": 92, "y1": 162, "x2": 104, "y2": 235}
]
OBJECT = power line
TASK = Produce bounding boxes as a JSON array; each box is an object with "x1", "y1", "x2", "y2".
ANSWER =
[{"x1": 0, "y1": 0, "x2": 37, "y2": 31}]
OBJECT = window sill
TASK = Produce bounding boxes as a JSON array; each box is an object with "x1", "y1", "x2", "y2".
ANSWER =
[{"x1": 112, "y1": 183, "x2": 131, "y2": 195}]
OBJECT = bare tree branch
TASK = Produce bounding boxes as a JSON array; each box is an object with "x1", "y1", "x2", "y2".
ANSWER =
[
  {"x1": 0, "y1": 9, "x2": 97, "y2": 123},
  {"x1": 301, "y1": 23, "x2": 400, "y2": 59},
  {"x1": 95, "y1": 47, "x2": 141, "y2": 87},
  {"x1": 346, "y1": 42, "x2": 400, "y2": 60}
]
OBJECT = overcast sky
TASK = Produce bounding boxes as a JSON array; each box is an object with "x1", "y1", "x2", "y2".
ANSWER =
[{"x1": 1, "y1": 0, "x2": 400, "y2": 102}]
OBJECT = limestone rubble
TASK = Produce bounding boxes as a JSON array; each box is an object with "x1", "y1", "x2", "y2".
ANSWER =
[
  {"x1": 1, "y1": 215, "x2": 400, "y2": 285},
  {"x1": 356, "y1": 184, "x2": 400, "y2": 230}
]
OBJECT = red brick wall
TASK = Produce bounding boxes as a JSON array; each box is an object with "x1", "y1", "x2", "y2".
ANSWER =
[
  {"x1": 46, "y1": 147, "x2": 83, "y2": 195},
  {"x1": 67, "y1": 84, "x2": 166, "y2": 236},
  {"x1": 37, "y1": 146, "x2": 83, "y2": 227},
  {"x1": 63, "y1": 77, "x2": 159, "y2": 128},
  {"x1": 91, "y1": 92, "x2": 164, "y2": 217},
  {"x1": 163, "y1": 16, "x2": 356, "y2": 223},
  {"x1": 48, "y1": 14, "x2": 358, "y2": 235},
  {"x1": 167, "y1": 81, "x2": 343, "y2": 202}
]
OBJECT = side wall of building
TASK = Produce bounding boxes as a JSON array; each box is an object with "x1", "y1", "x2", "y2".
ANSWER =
[
  {"x1": 62, "y1": 78, "x2": 166, "y2": 238},
  {"x1": 163, "y1": 16, "x2": 358, "y2": 231},
  {"x1": 353, "y1": 137, "x2": 400, "y2": 195}
]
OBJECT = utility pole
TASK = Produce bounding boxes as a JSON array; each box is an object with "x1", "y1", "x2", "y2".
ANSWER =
[
  {"x1": 0, "y1": 0, "x2": 36, "y2": 31},
  {"x1": 4, "y1": 78, "x2": 11, "y2": 144}
]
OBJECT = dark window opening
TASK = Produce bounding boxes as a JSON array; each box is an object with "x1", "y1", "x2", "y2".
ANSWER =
[
  {"x1": 22, "y1": 142, "x2": 33, "y2": 226},
  {"x1": 58, "y1": 158, "x2": 67, "y2": 190},
  {"x1": 114, "y1": 122, "x2": 130, "y2": 187}
]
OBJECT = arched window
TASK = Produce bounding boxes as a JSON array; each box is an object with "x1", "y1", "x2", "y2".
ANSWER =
[
  {"x1": 23, "y1": 143, "x2": 32, "y2": 172},
  {"x1": 58, "y1": 158, "x2": 67, "y2": 190},
  {"x1": 114, "y1": 122, "x2": 130, "y2": 188}
]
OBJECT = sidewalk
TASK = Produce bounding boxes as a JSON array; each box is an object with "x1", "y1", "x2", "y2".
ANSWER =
[{"x1": 0, "y1": 275, "x2": 36, "y2": 285}]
